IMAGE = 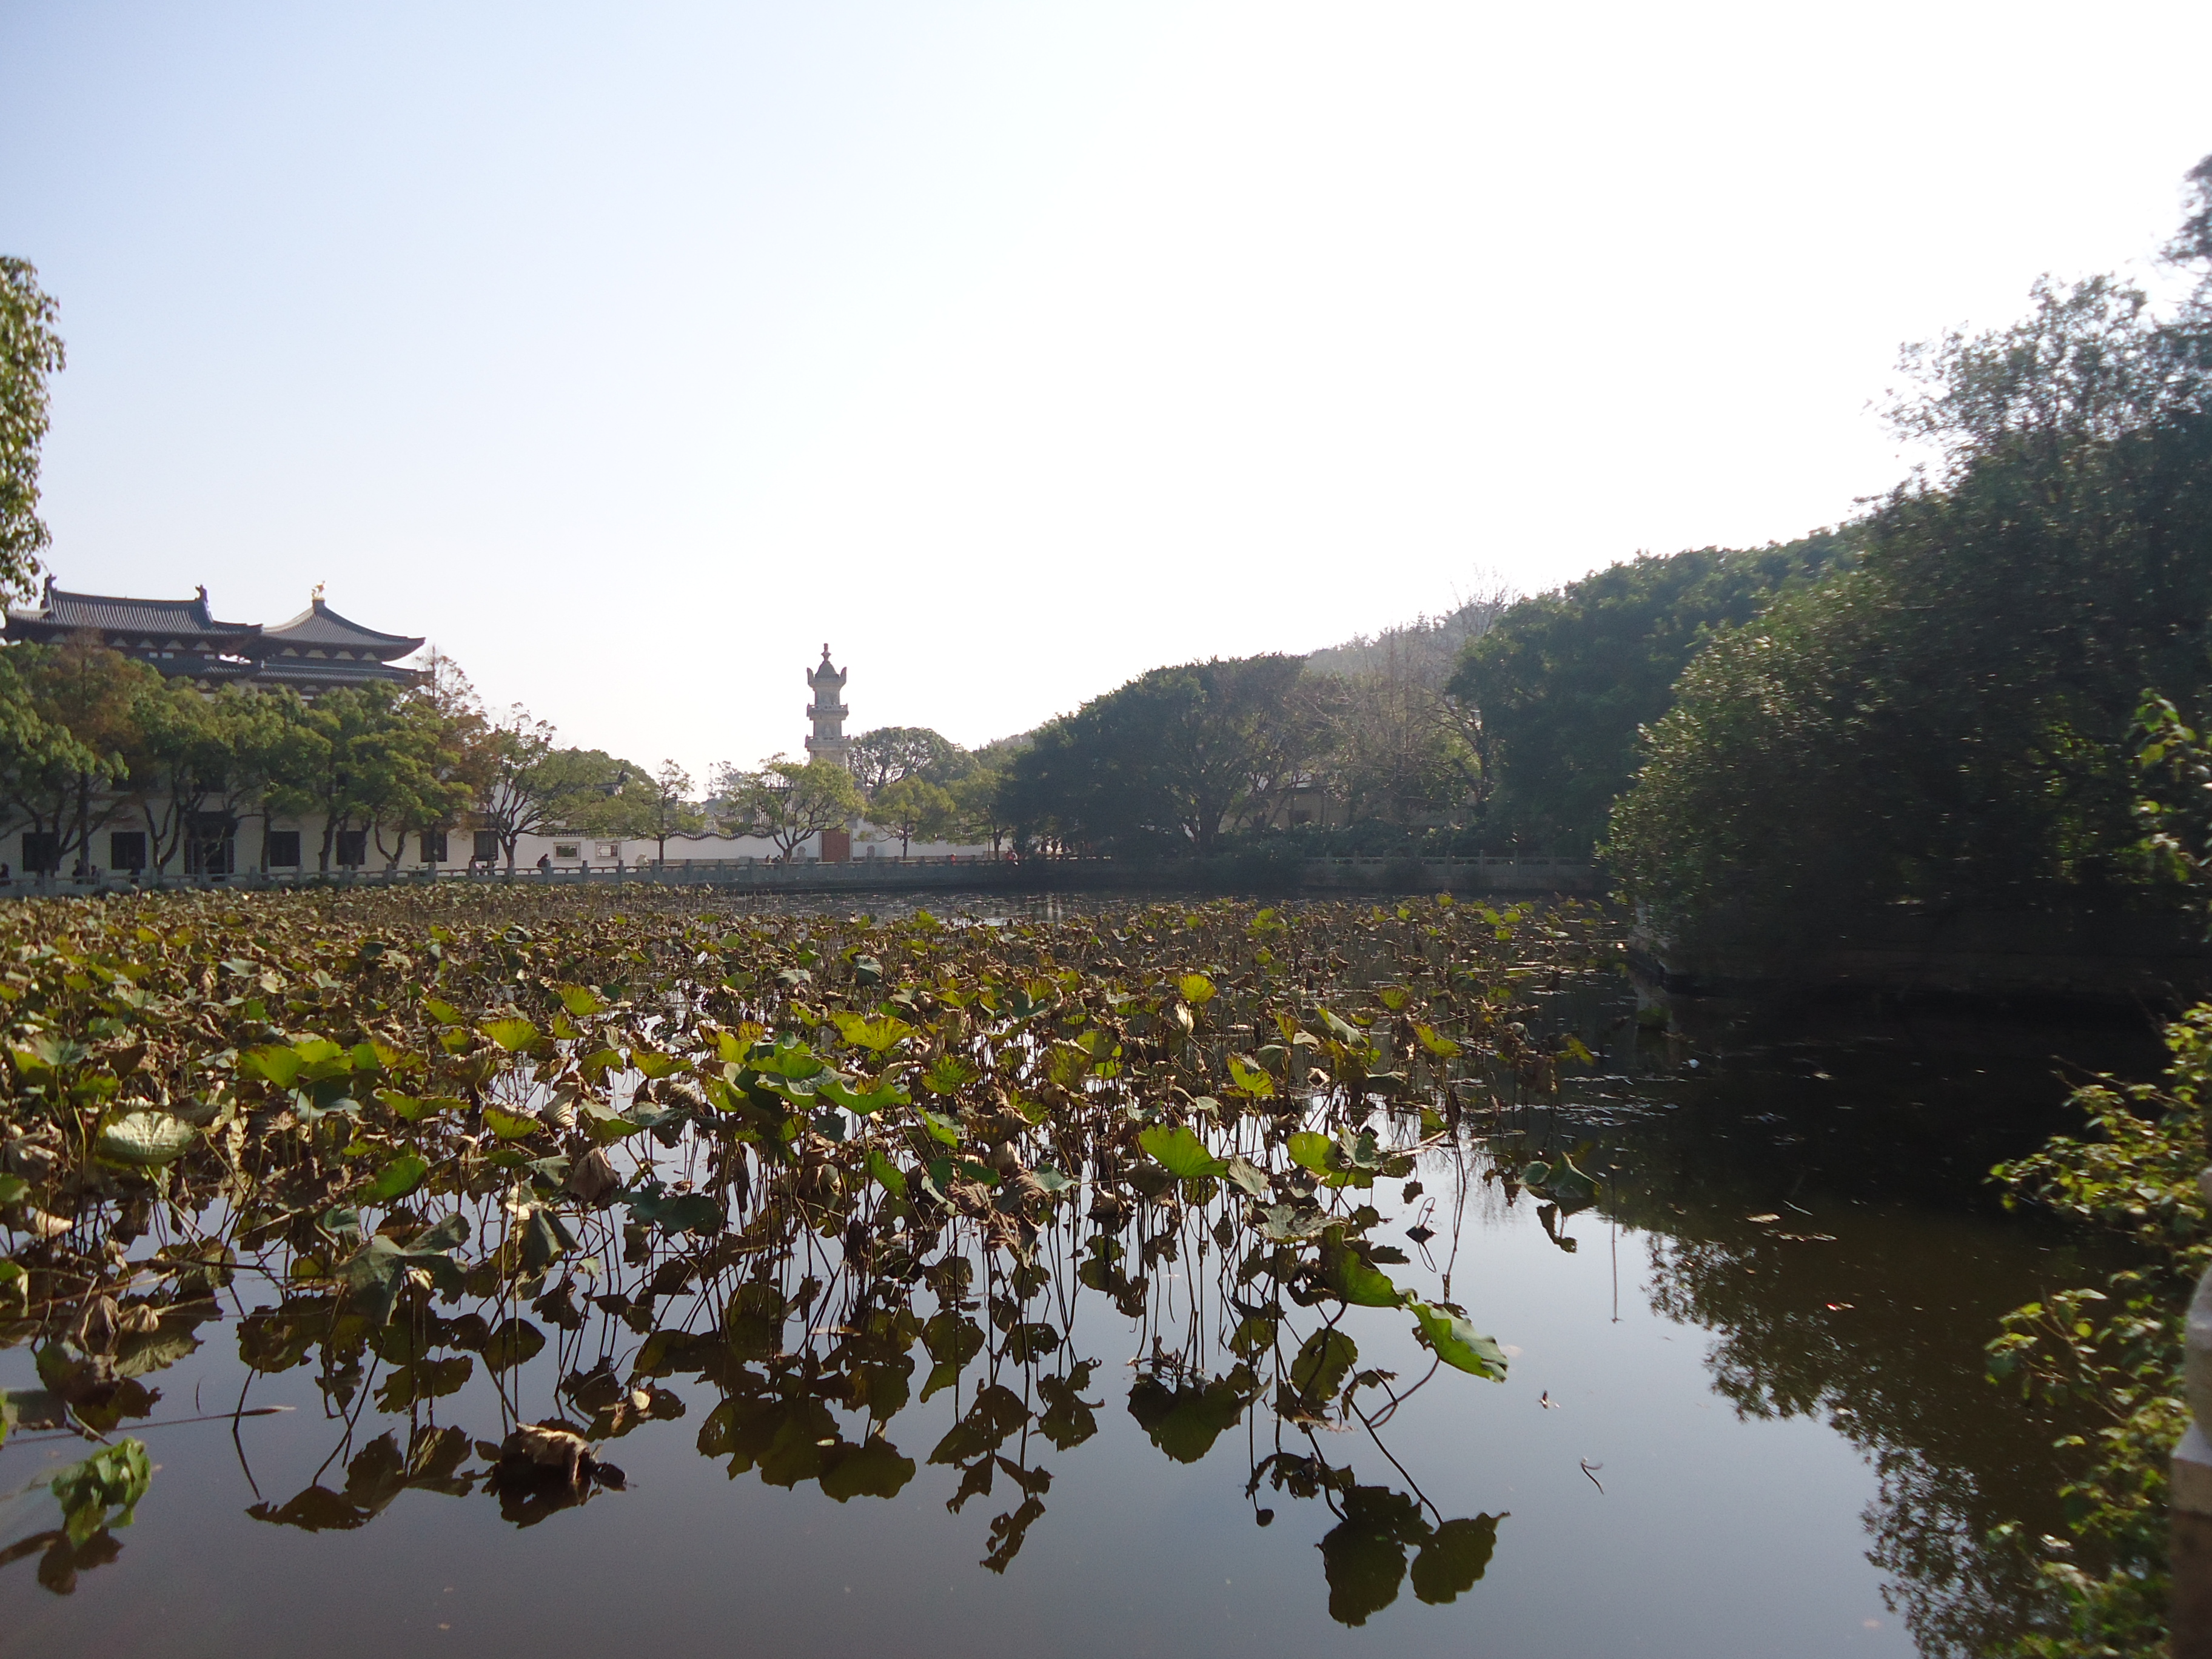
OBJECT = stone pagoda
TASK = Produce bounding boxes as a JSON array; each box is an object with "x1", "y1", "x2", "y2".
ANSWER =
[{"x1": 804, "y1": 644, "x2": 850, "y2": 766}]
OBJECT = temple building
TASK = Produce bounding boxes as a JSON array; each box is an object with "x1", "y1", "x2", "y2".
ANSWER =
[
  {"x1": 4, "y1": 578, "x2": 426, "y2": 694},
  {"x1": 803, "y1": 643, "x2": 850, "y2": 765}
]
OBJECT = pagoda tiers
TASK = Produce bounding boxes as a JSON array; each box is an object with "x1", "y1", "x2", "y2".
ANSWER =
[
  {"x1": 804, "y1": 643, "x2": 850, "y2": 765},
  {"x1": 4, "y1": 579, "x2": 426, "y2": 694}
]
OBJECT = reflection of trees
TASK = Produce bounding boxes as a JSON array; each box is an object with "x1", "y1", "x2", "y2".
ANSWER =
[{"x1": 1602, "y1": 1139, "x2": 2094, "y2": 1657}]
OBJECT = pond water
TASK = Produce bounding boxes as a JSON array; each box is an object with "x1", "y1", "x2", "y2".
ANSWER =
[{"x1": 0, "y1": 893, "x2": 2159, "y2": 1658}]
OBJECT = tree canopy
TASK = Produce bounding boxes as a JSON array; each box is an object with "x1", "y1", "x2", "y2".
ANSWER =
[
  {"x1": 847, "y1": 726, "x2": 966, "y2": 794},
  {"x1": 1002, "y1": 655, "x2": 1319, "y2": 856},
  {"x1": 714, "y1": 755, "x2": 863, "y2": 859},
  {"x1": 1446, "y1": 532, "x2": 1855, "y2": 853},
  {"x1": 1609, "y1": 188, "x2": 2212, "y2": 954},
  {"x1": 0, "y1": 258, "x2": 64, "y2": 605}
]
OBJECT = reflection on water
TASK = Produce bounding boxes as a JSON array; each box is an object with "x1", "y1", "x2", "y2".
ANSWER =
[{"x1": 0, "y1": 893, "x2": 2156, "y2": 1657}]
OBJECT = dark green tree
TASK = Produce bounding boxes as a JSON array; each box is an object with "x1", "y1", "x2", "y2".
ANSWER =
[
  {"x1": 1610, "y1": 240, "x2": 2212, "y2": 954},
  {"x1": 1004, "y1": 655, "x2": 1319, "y2": 857},
  {"x1": 848, "y1": 726, "x2": 966, "y2": 794},
  {"x1": 0, "y1": 259, "x2": 65, "y2": 604},
  {"x1": 1446, "y1": 531, "x2": 1855, "y2": 852}
]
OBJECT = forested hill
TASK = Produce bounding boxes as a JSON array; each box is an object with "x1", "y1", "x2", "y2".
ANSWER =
[
  {"x1": 1302, "y1": 589, "x2": 1510, "y2": 682},
  {"x1": 1444, "y1": 531, "x2": 1858, "y2": 853}
]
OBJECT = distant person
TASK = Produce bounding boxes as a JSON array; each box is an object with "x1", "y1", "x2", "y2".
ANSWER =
[
  {"x1": 0, "y1": 862, "x2": 10, "y2": 885},
  {"x1": 537, "y1": 853, "x2": 552, "y2": 875}
]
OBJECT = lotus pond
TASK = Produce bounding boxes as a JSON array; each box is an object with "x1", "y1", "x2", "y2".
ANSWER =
[{"x1": 0, "y1": 888, "x2": 2128, "y2": 1655}]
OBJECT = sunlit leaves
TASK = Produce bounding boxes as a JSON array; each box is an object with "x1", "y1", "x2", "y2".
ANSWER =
[
  {"x1": 921, "y1": 1054, "x2": 980, "y2": 1095},
  {"x1": 865, "y1": 1148, "x2": 909, "y2": 1196},
  {"x1": 480, "y1": 1106, "x2": 541, "y2": 1142},
  {"x1": 830, "y1": 1011, "x2": 913, "y2": 1056},
  {"x1": 46, "y1": 1439, "x2": 152, "y2": 1546},
  {"x1": 1320, "y1": 1233, "x2": 1405, "y2": 1309},
  {"x1": 554, "y1": 984, "x2": 604, "y2": 1018},
  {"x1": 358, "y1": 1153, "x2": 428, "y2": 1202},
  {"x1": 1412, "y1": 1023, "x2": 1461, "y2": 1059},
  {"x1": 481, "y1": 1018, "x2": 541, "y2": 1053},
  {"x1": 93, "y1": 1111, "x2": 196, "y2": 1167},
  {"x1": 1138, "y1": 1125, "x2": 1226, "y2": 1181},
  {"x1": 1408, "y1": 1301, "x2": 1507, "y2": 1379}
]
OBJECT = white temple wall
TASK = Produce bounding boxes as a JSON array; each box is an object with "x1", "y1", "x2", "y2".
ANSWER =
[{"x1": 9, "y1": 803, "x2": 996, "y2": 877}]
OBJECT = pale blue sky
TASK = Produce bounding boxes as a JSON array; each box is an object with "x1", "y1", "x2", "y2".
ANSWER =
[{"x1": 3, "y1": 1, "x2": 2208, "y2": 777}]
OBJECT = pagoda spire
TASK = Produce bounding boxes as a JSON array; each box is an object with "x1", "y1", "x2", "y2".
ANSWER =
[{"x1": 805, "y1": 645, "x2": 850, "y2": 766}]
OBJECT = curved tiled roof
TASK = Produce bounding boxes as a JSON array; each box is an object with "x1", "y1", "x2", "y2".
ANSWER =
[
  {"x1": 263, "y1": 597, "x2": 423, "y2": 659},
  {"x1": 8, "y1": 582, "x2": 260, "y2": 642}
]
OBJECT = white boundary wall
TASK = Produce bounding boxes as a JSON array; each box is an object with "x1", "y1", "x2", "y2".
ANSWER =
[{"x1": 8, "y1": 808, "x2": 994, "y2": 878}]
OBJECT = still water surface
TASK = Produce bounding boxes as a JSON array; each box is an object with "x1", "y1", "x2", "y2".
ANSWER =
[{"x1": 0, "y1": 893, "x2": 2150, "y2": 1658}]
